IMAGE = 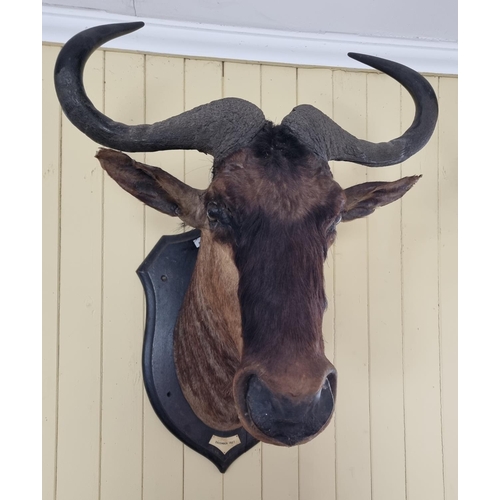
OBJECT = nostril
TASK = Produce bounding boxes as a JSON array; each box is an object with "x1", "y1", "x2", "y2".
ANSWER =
[
  {"x1": 316, "y1": 377, "x2": 335, "y2": 417},
  {"x1": 245, "y1": 375, "x2": 335, "y2": 445},
  {"x1": 245, "y1": 376, "x2": 278, "y2": 421},
  {"x1": 326, "y1": 370, "x2": 337, "y2": 402},
  {"x1": 312, "y1": 380, "x2": 329, "y2": 403}
]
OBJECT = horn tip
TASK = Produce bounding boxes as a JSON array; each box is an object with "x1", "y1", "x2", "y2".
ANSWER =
[
  {"x1": 347, "y1": 52, "x2": 376, "y2": 66},
  {"x1": 347, "y1": 52, "x2": 363, "y2": 60},
  {"x1": 117, "y1": 21, "x2": 145, "y2": 34}
]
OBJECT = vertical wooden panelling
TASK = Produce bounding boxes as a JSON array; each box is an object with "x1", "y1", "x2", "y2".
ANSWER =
[
  {"x1": 100, "y1": 51, "x2": 145, "y2": 500},
  {"x1": 143, "y1": 54, "x2": 185, "y2": 500},
  {"x1": 366, "y1": 73, "x2": 406, "y2": 500},
  {"x1": 43, "y1": 42, "x2": 457, "y2": 500},
  {"x1": 332, "y1": 69, "x2": 372, "y2": 500},
  {"x1": 260, "y1": 64, "x2": 300, "y2": 500},
  {"x1": 223, "y1": 61, "x2": 263, "y2": 500},
  {"x1": 42, "y1": 44, "x2": 61, "y2": 500},
  {"x1": 261, "y1": 65, "x2": 297, "y2": 123},
  {"x1": 296, "y1": 67, "x2": 336, "y2": 500},
  {"x1": 223, "y1": 61, "x2": 261, "y2": 107},
  {"x1": 183, "y1": 58, "x2": 224, "y2": 500},
  {"x1": 57, "y1": 49, "x2": 104, "y2": 500},
  {"x1": 402, "y1": 77, "x2": 444, "y2": 500},
  {"x1": 224, "y1": 446, "x2": 262, "y2": 500},
  {"x1": 438, "y1": 77, "x2": 458, "y2": 500}
]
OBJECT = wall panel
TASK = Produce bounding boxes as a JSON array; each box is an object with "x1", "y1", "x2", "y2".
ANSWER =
[
  {"x1": 366, "y1": 72, "x2": 406, "y2": 500},
  {"x1": 100, "y1": 50, "x2": 145, "y2": 500},
  {"x1": 43, "y1": 43, "x2": 457, "y2": 500},
  {"x1": 297, "y1": 67, "x2": 336, "y2": 500},
  {"x1": 260, "y1": 64, "x2": 300, "y2": 500},
  {"x1": 402, "y1": 77, "x2": 444, "y2": 500},
  {"x1": 223, "y1": 61, "x2": 263, "y2": 500},
  {"x1": 438, "y1": 77, "x2": 458, "y2": 500},
  {"x1": 143, "y1": 54, "x2": 186, "y2": 500},
  {"x1": 42, "y1": 44, "x2": 61, "y2": 500},
  {"x1": 183, "y1": 58, "x2": 225, "y2": 500},
  {"x1": 56, "y1": 48, "x2": 104, "y2": 500},
  {"x1": 332, "y1": 69, "x2": 372, "y2": 500}
]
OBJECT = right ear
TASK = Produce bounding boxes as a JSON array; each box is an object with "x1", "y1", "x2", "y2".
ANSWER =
[
  {"x1": 96, "y1": 149, "x2": 207, "y2": 229},
  {"x1": 342, "y1": 176, "x2": 421, "y2": 222}
]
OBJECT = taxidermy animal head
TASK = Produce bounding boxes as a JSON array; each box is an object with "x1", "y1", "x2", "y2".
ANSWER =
[{"x1": 54, "y1": 22, "x2": 437, "y2": 446}]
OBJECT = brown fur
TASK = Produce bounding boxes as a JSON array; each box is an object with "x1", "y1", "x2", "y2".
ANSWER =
[
  {"x1": 174, "y1": 137, "x2": 344, "y2": 436},
  {"x1": 96, "y1": 126, "x2": 420, "y2": 444},
  {"x1": 174, "y1": 232, "x2": 243, "y2": 430},
  {"x1": 210, "y1": 149, "x2": 342, "y2": 222}
]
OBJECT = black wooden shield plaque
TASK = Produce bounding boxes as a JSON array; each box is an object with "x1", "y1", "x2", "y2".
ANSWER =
[{"x1": 137, "y1": 230, "x2": 259, "y2": 473}]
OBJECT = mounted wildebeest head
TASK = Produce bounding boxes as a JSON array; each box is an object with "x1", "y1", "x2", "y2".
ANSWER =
[{"x1": 54, "y1": 22, "x2": 438, "y2": 446}]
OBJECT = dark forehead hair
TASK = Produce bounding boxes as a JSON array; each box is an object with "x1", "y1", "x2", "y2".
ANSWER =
[
  {"x1": 213, "y1": 122, "x2": 329, "y2": 176},
  {"x1": 249, "y1": 122, "x2": 310, "y2": 164},
  {"x1": 234, "y1": 207, "x2": 329, "y2": 356}
]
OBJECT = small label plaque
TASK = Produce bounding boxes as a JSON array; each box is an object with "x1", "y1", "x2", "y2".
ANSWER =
[{"x1": 209, "y1": 434, "x2": 242, "y2": 455}]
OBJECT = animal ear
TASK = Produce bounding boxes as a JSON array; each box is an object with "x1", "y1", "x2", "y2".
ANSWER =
[
  {"x1": 96, "y1": 149, "x2": 207, "y2": 229},
  {"x1": 342, "y1": 175, "x2": 421, "y2": 222}
]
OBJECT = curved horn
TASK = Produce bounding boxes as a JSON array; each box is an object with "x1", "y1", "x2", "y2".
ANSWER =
[
  {"x1": 54, "y1": 22, "x2": 265, "y2": 159},
  {"x1": 281, "y1": 53, "x2": 438, "y2": 167}
]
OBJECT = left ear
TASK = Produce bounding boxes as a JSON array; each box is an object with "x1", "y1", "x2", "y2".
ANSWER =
[
  {"x1": 342, "y1": 175, "x2": 421, "y2": 222},
  {"x1": 96, "y1": 148, "x2": 208, "y2": 229}
]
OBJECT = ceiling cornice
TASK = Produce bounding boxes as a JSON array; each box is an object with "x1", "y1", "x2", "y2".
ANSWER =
[{"x1": 42, "y1": 6, "x2": 458, "y2": 75}]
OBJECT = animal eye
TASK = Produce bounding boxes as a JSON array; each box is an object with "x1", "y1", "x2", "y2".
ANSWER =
[
  {"x1": 326, "y1": 214, "x2": 342, "y2": 236},
  {"x1": 207, "y1": 202, "x2": 219, "y2": 222},
  {"x1": 207, "y1": 202, "x2": 233, "y2": 227},
  {"x1": 328, "y1": 214, "x2": 342, "y2": 230}
]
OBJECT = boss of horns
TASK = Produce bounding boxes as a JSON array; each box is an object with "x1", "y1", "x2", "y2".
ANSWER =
[{"x1": 54, "y1": 22, "x2": 438, "y2": 447}]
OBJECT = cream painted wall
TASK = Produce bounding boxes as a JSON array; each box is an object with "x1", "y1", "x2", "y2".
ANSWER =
[{"x1": 42, "y1": 43, "x2": 457, "y2": 500}]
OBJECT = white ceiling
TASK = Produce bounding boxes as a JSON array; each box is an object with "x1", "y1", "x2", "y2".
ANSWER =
[{"x1": 44, "y1": 0, "x2": 457, "y2": 42}]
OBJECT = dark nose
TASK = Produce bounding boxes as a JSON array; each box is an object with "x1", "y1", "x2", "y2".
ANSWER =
[{"x1": 245, "y1": 375, "x2": 335, "y2": 446}]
